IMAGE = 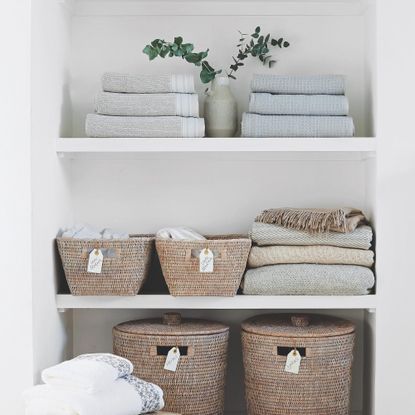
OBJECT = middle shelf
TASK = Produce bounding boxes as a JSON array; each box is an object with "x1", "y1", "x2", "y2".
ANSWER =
[{"x1": 56, "y1": 294, "x2": 377, "y2": 311}]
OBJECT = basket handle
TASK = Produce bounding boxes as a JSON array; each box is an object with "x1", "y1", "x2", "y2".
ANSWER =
[
  {"x1": 185, "y1": 248, "x2": 227, "y2": 261},
  {"x1": 81, "y1": 247, "x2": 120, "y2": 259},
  {"x1": 150, "y1": 345, "x2": 194, "y2": 357}
]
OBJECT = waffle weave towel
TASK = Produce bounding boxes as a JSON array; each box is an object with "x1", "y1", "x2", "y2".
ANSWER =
[
  {"x1": 86, "y1": 114, "x2": 205, "y2": 138},
  {"x1": 248, "y1": 245, "x2": 374, "y2": 268},
  {"x1": 241, "y1": 113, "x2": 355, "y2": 137},
  {"x1": 251, "y1": 222, "x2": 373, "y2": 249},
  {"x1": 95, "y1": 92, "x2": 199, "y2": 117},
  {"x1": 102, "y1": 73, "x2": 195, "y2": 94},
  {"x1": 251, "y1": 74, "x2": 345, "y2": 95},
  {"x1": 249, "y1": 93, "x2": 349, "y2": 116},
  {"x1": 242, "y1": 264, "x2": 375, "y2": 295}
]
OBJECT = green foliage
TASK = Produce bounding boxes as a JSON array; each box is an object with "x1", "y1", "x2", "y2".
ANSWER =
[{"x1": 143, "y1": 27, "x2": 290, "y2": 83}]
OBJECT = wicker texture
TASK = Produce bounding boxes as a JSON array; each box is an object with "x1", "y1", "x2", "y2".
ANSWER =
[
  {"x1": 241, "y1": 314, "x2": 355, "y2": 415},
  {"x1": 156, "y1": 235, "x2": 251, "y2": 296},
  {"x1": 57, "y1": 235, "x2": 154, "y2": 296},
  {"x1": 113, "y1": 314, "x2": 229, "y2": 415}
]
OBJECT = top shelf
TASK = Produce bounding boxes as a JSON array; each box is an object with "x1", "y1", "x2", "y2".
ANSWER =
[{"x1": 57, "y1": 137, "x2": 376, "y2": 160}]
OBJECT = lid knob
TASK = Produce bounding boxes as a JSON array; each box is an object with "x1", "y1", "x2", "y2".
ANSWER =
[
  {"x1": 291, "y1": 315, "x2": 311, "y2": 327},
  {"x1": 163, "y1": 312, "x2": 182, "y2": 326}
]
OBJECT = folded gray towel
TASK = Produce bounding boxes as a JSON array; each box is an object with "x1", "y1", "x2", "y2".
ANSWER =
[
  {"x1": 242, "y1": 264, "x2": 375, "y2": 295},
  {"x1": 102, "y1": 73, "x2": 195, "y2": 94},
  {"x1": 95, "y1": 92, "x2": 199, "y2": 117},
  {"x1": 251, "y1": 74, "x2": 345, "y2": 95},
  {"x1": 251, "y1": 222, "x2": 373, "y2": 249},
  {"x1": 85, "y1": 114, "x2": 205, "y2": 138},
  {"x1": 241, "y1": 113, "x2": 355, "y2": 137},
  {"x1": 249, "y1": 93, "x2": 349, "y2": 116}
]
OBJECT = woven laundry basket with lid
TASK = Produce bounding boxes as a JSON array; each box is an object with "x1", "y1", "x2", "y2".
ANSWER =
[
  {"x1": 156, "y1": 234, "x2": 251, "y2": 296},
  {"x1": 241, "y1": 313, "x2": 355, "y2": 415},
  {"x1": 57, "y1": 235, "x2": 154, "y2": 296},
  {"x1": 113, "y1": 312, "x2": 229, "y2": 415}
]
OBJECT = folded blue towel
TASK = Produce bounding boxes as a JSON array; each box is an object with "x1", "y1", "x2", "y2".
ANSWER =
[
  {"x1": 249, "y1": 93, "x2": 349, "y2": 116},
  {"x1": 251, "y1": 74, "x2": 345, "y2": 95},
  {"x1": 241, "y1": 113, "x2": 355, "y2": 137}
]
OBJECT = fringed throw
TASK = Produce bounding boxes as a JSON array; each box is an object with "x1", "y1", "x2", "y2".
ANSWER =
[{"x1": 255, "y1": 207, "x2": 366, "y2": 233}]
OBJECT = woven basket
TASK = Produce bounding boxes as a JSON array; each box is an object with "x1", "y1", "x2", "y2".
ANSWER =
[
  {"x1": 113, "y1": 313, "x2": 229, "y2": 415},
  {"x1": 57, "y1": 234, "x2": 154, "y2": 296},
  {"x1": 241, "y1": 314, "x2": 355, "y2": 415},
  {"x1": 156, "y1": 235, "x2": 251, "y2": 296}
]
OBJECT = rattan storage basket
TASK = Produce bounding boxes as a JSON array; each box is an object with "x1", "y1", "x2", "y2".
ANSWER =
[
  {"x1": 113, "y1": 312, "x2": 229, "y2": 415},
  {"x1": 241, "y1": 313, "x2": 355, "y2": 415},
  {"x1": 156, "y1": 235, "x2": 251, "y2": 296},
  {"x1": 57, "y1": 234, "x2": 154, "y2": 296}
]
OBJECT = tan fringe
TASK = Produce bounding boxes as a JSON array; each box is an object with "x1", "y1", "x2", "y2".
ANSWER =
[{"x1": 255, "y1": 208, "x2": 365, "y2": 233}]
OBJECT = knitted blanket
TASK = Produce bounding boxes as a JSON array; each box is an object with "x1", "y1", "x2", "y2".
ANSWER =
[
  {"x1": 86, "y1": 114, "x2": 205, "y2": 138},
  {"x1": 102, "y1": 73, "x2": 195, "y2": 94},
  {"x1": 242, "y1": 264, "x2": 375, "y2": 295},
  {"x1": 248, "y1": 245, "x2": 374, "y2": 268},
  {"x1": 251, "y1": 74, "x2": 345, "y2": 95},
  {"x1": 248, "y1": 93, "x2": 349, "y2": 116},
  {"x1": 251, "y1": 222, "x2": 373, "y2": 249},
  {"x1": 256, "y1": 207, "x2": 366, "y2": 233},
  {"x1": 241, "y1": 113, "x2": 355, "y2": 137},
  {"x1": 95, "y1": 92, "x2": 199, "y2": 117}
]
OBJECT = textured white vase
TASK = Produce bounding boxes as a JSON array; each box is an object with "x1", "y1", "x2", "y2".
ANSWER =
[{"x1": 204, "y1": 76, "x2": 238, "y2": 137}]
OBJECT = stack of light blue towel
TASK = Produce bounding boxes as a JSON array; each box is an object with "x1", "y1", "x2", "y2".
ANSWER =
[
  {"x1": 241, "y1": 74, "x2": 355, "y2": 137},
  {"x1": 86, "y1": 73, "x2": 205, "y2": 138}
]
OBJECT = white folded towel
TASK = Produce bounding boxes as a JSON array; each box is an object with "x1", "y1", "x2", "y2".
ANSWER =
[
  {"x1": 102, "y1": 73, "x2": 195, "y2": 94},
  {"x1": 156, "y1": 227, "x2": 206, "y2": 240},
  {"x1": 41, "y1": 353, "x2": 133, "y2": 394},
  {"x1": 95, "y1": 92, "x2": 199, "y2": 117},
  {"x1": 86, "y1": 114, "x2": 205, "y2": 138},
  {"x1": 24, "y1": 374, "x2": 164, "y2": 415},
  {"x1": 60, "y1": 225, "x2": 129, "y2": 240}
]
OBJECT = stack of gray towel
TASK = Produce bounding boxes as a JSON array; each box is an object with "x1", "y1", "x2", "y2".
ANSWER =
[
  {"x1": 242, "y1": 208, "x2": 375, "y2": 296},
  {"x1": 86, "y1": 73, "x2": 205, "y2": 138},
  {"x1": 241, "y1": 74, "x2": 355, "y2": 137}
]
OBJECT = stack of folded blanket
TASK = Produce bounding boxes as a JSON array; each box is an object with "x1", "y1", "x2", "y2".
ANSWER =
[
  {"x1": 24, "y1": 353, "x2": 164, "y2": 415},
  {"x1": 241, "y1": 74, "x2": 355, "y2": 137},
  {"x1": 86, "y1": 73, "x2": 205, "y2": 138},
  {"x1": 243, "y1": 207, "x2": 375, "y2": 295}
]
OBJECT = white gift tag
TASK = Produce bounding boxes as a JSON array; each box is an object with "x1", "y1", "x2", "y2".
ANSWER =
[
  {"x1": 199, "y1": 248, "x2": 214, "y2": 273},
  {"x1": 284, "y1": 349, "x2": 302, "y2": 374},
  {"x1": 164, "y1": 347, "x2": 181, "y2": 372},
  {"x1": 87, "y1": 249, "x2": 103, "y2": 274}
]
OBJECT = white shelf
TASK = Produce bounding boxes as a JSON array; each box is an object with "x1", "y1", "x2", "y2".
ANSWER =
[
  {"x1": 56, "y1": 294, "x2": 377, "y2": 312},
  {"x1": 57, "y1": 137, "x2": 376, "y2": 160}
]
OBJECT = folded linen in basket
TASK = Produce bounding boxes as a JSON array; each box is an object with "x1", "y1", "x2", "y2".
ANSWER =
[
  {"x1": 251, "y1": 74, "x2": 345, "y2": 95},
  {"x1": 248, "y1": 93, "x2": 349, "y2": 116},
  {"x1": 60, "y1": 225, "x2": 129, "y2": 240},
  {"x1": 241, "y1": 113, "x2": 355, "y2": 137},
  {"x1": 41, "y1": 353, "x2": 134, "y2": 394},
  {"x1": 95, "y1": 92, "x2": 199, "y2": 117},
  {"x1": 86, "y1": 114, "x2": 205, "y2": 138},
  {"x1": 248, "y1": 245, "x2": 374, "y2": 268},
  {"x1": 242, "y1": 264, "x2": 375, "y2": 295},
  {"x1": 102, "y1": 73, "x2": 195, "y2": 94},
  {"x1": 156, "y1": 227, "x2": 206, "y2": 240},
  {"x1": 24, "y1": 374, "x2": 164, "y2": 415},
  {"x1": 251, "y1": 222, "x2": 373, "y2": 249},
  {"x1": 256, "y1": 207, "x2": 366, "y2": 233}
]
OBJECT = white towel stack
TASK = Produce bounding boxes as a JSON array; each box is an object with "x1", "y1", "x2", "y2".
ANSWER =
[
  {"x1": 23, "y1": 353, "x2": 164, "y2": 415},
  {"x1": 241, "y1": 74, "x2": 355, "y2": 137},
  {"x1": 86, "y1": 73, "x2": 205, "y2": 138}
]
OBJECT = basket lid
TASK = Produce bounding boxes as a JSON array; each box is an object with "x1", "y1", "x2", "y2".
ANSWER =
[
  {"x1": 241, "y1": 314, "x2": 355, "y2": 338},
  {"x1": 114, "y1": 312, "x2": 229, "y2": 336}
]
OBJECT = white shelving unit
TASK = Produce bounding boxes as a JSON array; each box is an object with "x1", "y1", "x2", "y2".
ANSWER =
[{"x1": 29, "y1": 0, "x2": 378, "y2": 414}]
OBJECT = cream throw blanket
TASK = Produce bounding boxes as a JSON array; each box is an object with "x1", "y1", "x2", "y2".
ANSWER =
[{"x1": 248, "y1": 245, "x2": 374, "y2": 268}]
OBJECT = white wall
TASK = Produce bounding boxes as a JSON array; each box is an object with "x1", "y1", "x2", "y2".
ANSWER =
[
  {"x1": 31, "y1": 0, "x2": 74, "y2": 383},
  {"x1": 0, "y1": 2, "x2": 33, "y2": 414},
  {"x1": 376, "y1": 0, "x2": 415, "y2": 413}
]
